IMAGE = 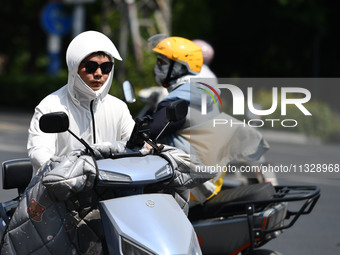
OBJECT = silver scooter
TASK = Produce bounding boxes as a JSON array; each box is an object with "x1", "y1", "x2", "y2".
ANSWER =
[{"x1": 0, "y1": 100, "x2": 202, "y2": 255}]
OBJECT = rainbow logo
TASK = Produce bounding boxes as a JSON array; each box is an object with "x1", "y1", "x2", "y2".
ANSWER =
[{"x1": 197, "y1": 82, "x2": 222, "y2": 106}]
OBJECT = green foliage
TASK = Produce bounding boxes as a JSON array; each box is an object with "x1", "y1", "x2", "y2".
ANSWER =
[
  {"x1": 253, "y1": 89, "x2": 340, "y2": 141},
  {"x1": 172, "y1": 0, "x2": 214, "y2": 38},
  {"x1": 3, "y1": 0, "x2": 340, "y2": 78},
  {"x1": 109, "y1": 48, "x2": 158, "y2": 117},
  {"x1": 0, "y1": 46, "x2": 157, "y2": 117},
  {"x1": 0, "y1": 1, "x2": 47, "y2": 75},
  {"x1": 0, "y1": 73, "x2": 68, "y2": 110},
  {"x1": 2, "y1": 0, "x2": 340, "y2": 126}
]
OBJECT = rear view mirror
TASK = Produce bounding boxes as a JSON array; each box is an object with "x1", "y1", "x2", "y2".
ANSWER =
[
  {"x1": 39, "y1": 112, "x2": 69, "y2": 133},
  {"x1": 39, "y1": 112, "x2": 95, "y2": 155},
  {"x1": 122, "y1": 80, "x2": 136, "y2": 104},
  {"x1": 166, "y1": 100, "x2": 189, "y2": 122}
]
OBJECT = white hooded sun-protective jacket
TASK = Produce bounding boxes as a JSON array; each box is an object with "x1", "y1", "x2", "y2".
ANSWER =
[{"x1": 27, "y1": 31, "x2": 135, "y2": 173}]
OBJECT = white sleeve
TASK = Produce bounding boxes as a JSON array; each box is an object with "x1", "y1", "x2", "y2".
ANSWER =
[
  {"x1": 119, "y1": 102, "x2": 135, "y2": 141},
  {"x1": 27, "y1": 106, "x2": 57, "y2": 174}
]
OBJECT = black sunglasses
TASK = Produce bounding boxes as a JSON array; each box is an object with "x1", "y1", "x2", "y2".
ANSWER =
[{"x1": 81, "y1": 61, "x2": 113, "y2": 74}]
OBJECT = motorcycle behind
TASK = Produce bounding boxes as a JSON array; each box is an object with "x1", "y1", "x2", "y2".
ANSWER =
[{"x1": 126, "y1": 81, "x2": 321, "y2": 255}]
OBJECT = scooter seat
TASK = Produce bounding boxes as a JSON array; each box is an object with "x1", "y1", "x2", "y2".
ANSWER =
[
  {"x1": 189, "y1": 183, "x2": 275, "y2": 221},
  {"x1": 2, "y1": 158, "x2": 32, "y2": 190}
]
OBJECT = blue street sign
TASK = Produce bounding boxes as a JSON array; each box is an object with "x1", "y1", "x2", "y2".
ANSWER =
[{"x1": 41, "y1": 3, "x2": 72, "y2": 36}]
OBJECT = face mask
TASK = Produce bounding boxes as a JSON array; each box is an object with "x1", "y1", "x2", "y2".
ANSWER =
[
  {"x1": 154, "y1": 55, "x2": 171, "y2": 86},
  {"x1": 73, "y1": 73, "x2": 111, "y2": 103},
  {"x1": 154, "y1": 55, "x2": 189, "y2": 87}
]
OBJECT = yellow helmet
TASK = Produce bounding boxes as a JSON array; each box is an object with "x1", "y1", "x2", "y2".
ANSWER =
[{"x1": 152, "y1": 37, "x2": 203, "y2": 74}]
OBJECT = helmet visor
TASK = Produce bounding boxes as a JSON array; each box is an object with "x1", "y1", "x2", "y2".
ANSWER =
[{"x1": 148, "y1": 33, "x2": 169, "y2": 50}]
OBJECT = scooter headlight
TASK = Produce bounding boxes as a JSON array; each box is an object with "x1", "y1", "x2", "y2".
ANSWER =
[
  {"x1": 99, "y1": 170, "x2": 132, "y2": 183},
  {"x1": 155, "y1": 164, "x2": 172, "y2": 180},
  {"x1": 121, "y1": 237, "x2": 155, "y2": 255},
  {"x1": 189, "y1": 232, "x2": 202, "y2": 255}
]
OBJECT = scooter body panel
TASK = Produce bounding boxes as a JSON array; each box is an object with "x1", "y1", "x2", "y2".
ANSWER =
[
  {"x1": 97, "y1": 155, "x2": 172, "y2": 184},
  {"x1": 100, "y1": 193, "x2": 198, "y2": 255}
]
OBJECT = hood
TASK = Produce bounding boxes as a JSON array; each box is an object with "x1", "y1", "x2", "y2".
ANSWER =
[{"x1": 66, "y1": 31, "x2": 122, "y2": 103}]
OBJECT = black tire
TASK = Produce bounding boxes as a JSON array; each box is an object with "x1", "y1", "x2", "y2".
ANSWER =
[{"x1": 251, "y1": 249, "x2": 283, "y2": 255}]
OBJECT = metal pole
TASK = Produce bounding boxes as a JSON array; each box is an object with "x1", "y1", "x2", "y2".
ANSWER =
[{"x1": 72, "y1": 4, "x2": 85, "y2": 38}]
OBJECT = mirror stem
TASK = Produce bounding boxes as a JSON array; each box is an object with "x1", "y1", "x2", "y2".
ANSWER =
[
  {"x1": 67, "y1": 129, "x2": 99, "y2": 181},
  {"x1": 155, "y1": 122, "x2": 170, "y2": 141},
  {"x1": 67, "y1": 129, "x2": 95, "y2": 156}
]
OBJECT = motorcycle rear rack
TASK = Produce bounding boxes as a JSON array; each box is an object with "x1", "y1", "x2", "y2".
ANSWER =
[{"x1": 222, "y1": 185, "x2": 321, "y2": 253}]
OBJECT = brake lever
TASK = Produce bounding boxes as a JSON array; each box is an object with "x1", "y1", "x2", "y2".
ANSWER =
[{"x1": 144, "y1": 136, "x2": 164, "y2": 154}]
